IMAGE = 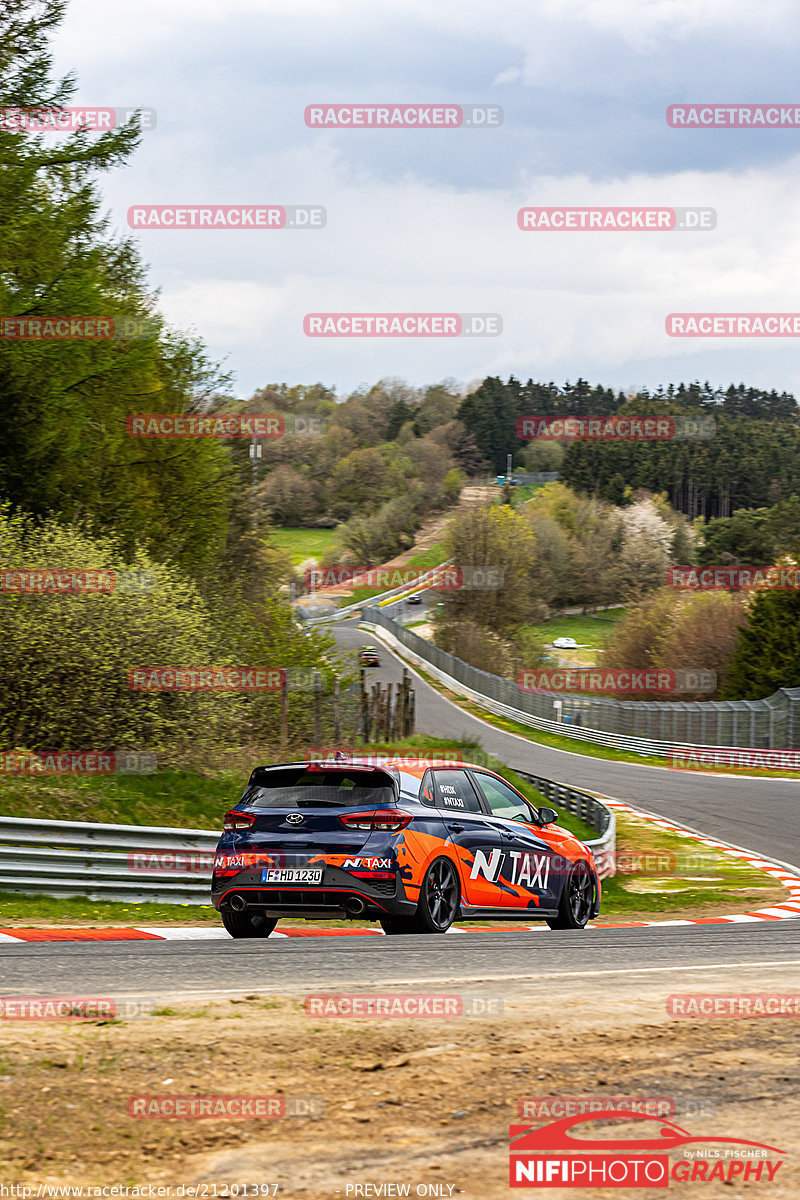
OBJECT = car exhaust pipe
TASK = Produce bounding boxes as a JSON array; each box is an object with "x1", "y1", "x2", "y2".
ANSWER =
[
  {"x1": 229, "y1": 894, "x2": 247, "y2": 912},
  {"x1": 344, "y1": 896, "x2": 366, "y2": 916}
]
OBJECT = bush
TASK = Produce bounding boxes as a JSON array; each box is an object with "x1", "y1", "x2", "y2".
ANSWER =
[
  {"x1": 603, "y1": 588, "x2": 748, "y2": 698},
  {"x1": 0, "y1": 509, "x2": 343, "y2": 754}
]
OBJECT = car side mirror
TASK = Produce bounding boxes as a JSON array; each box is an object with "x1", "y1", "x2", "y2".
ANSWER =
[{"x1": 538, "y1": 807, "x2": 558, "y2": 825}]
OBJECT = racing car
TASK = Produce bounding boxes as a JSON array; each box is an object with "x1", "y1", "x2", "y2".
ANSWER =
[
  {"x1": 212, "y1": 757, "x2": 601, "y2": 938},
  {"x1": 359, "y1": 645, "x2": 380, "y2": 666}
]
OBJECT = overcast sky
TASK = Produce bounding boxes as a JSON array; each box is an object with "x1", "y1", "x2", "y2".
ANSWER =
[{"x1": 53, "y1": 0, "x2": 800, "y2": 399}]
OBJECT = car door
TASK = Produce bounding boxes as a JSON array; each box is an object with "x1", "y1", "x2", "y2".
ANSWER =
[
  {"x1": 424, "y1": 768, "x2": 508, "y2": 907},
  {"x1": 468, "y1": 771, "x2": 560, "y2": 909}
]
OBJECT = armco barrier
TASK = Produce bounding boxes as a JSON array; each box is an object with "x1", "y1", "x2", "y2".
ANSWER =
[
  {"x1": 0, "y1": 774, "x2": 615, "y2": 902},
  {"x1": 362, "y1": 610, "x2": 800, "y2": 755},
  {"x1": 516, "y1": 771, "x2": 616, "y2": 880},
  {"x1": 0, "y1": 815, "x2": 217, "y2": 904}
]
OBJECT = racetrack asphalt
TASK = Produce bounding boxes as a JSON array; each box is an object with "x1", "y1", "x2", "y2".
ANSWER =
[
  {"x1": 335, "y1": 617, "x2": 800, "y2": 870},
  {"x1": 2, "y1": 919, "x2": 799, "y2": 997}
]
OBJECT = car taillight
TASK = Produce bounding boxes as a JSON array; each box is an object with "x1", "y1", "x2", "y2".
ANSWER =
[
  {"x1": 222, "y1": 810, "x2": 256, "y2": 832},
  {"x1": 338, "y1": 809, "x2": 412, "y2": 832},
  {"x1": 347, "y1": 869, "x2": 396, "y2": 881}
]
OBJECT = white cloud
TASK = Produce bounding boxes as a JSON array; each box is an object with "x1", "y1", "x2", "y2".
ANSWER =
[{"x1": 46, "y1": 0, "x2": 800, "y2": 396}]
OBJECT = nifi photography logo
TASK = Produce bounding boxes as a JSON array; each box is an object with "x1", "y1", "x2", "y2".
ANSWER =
[{"x1": 509, "y1": 1110, "x2": 785, "y2": 1188}]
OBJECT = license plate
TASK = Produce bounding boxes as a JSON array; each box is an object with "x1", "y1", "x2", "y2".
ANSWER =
[{"x1": 261, "y1": 868, "x2": 323, "y2": 885}]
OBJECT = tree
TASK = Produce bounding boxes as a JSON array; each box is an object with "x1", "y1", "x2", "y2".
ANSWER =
[
  {"x1": 604, "y1": 589, "x2": 748, "y2": 698},
  {"x1": 456, "y1": 376, "x2": 521, "y2": 472},
  {"x1": 721, "y1": 571, "x2": 800, "y2": 699},
  {"x1": 614, "y1": 499, "x2": 674, "y2": 599},
  {"x1": 337, "y1": 492, "x2": 422, "y2": 565},
  {"x1": 438, "y1": 504, "x2": 538, "y2": 632},
  {"x1": 521, "y1": 441, "x2": 564, "y2": 473},
  {"x1": 428, "y1": 419, "x2": 487, "y2": 475},
  {"x1": 257, "y1": 465, "x2": 319, "y2": 526},
  {"x1": 0, "y1": 0, "x2": 234, "y2": 570}
]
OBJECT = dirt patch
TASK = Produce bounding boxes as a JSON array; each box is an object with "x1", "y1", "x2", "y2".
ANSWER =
[{"x1": 1, "y1": 964, "x2": 799, "y2": 1196}]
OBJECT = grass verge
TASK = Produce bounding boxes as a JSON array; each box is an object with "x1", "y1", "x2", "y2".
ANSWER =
[
  {"x1": 596, "y1": 810, "x2": 787, "y2": 923},
  {"x1": 0, "y1": 768, "x2": 245, "y2": 829},
  {"x1": 267, "y1": 527, "x2": 338, "y2": 564}
]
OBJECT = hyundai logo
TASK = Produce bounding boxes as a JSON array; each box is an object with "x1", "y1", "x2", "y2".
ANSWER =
[{"x1": 286, "y1": 813, "x2": 304, "y2": 825}]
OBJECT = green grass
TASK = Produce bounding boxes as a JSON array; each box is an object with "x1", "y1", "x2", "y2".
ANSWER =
[
  {"x1": 598, "y1": 813, "x2": 783, "y2": 919},
  {"x1": 339, "y1": 540, "x2": 450, "y2": 607},
  {"x1": 0, "y1": 768, "x2": 245, "y2": 829},
  {"x1": 525, "y1": 609, "x2": 627, "y2": 648},
  {"x1": 267, "y1": 527, "x2": 337, "y2": 564},
  {"x1": 0, "y1": 892, "x2": 220, "y2": 925}
]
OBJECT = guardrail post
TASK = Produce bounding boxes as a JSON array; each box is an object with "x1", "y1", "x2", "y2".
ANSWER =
[{"x1": 279, "y1": 673, "x2": 289, "y2": 751}]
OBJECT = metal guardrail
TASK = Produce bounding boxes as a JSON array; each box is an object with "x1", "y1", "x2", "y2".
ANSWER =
[
  {"x1": 0, "y1": 815, "x2": 218, "y2": 904},
  {"x1": 0, "y1": 770, "x2": 617, "y2": 902},
  {"x1": 363, "y1": 614, "x2": 800, "y2": 755},
  {"x1": 517, "y1": 772, "x2": 616, "y2": 880}
]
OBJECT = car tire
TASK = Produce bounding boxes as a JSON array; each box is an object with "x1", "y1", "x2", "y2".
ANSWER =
[
  {"x1": 220, "y1": 909, "x2": 279, "y2": 939},
  {"x1": 381, "y1": 857, "x2": 460, "y2": 935},
  {"x1": 546, "y1": 859, "x2": 595, "y2": 930}
]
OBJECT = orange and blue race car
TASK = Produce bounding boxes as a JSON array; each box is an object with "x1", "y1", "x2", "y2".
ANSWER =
[{"x1": 211, "y1": 756, "x2": 601, "y2": 937}]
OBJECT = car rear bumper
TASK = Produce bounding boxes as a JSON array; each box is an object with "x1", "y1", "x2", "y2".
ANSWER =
[
  {"x1": 212, "y1": 883, "x2": 417, "y2": 920},
  {"x1": 212, "y1": 863, "x2": 417, "y2": 920}
]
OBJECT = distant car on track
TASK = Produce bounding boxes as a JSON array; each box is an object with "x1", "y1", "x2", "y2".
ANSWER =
[
  {"x1": 552, "y1": 636, "x2": 578, "y2": 649},
  {"x1": 359, "y1": 645, "x2": 380, "y2": 665},
  {"x1": 212, "y1": 757, "x2": 601, "y2": 938},
  {"x1": 406, "y1": 593, "x2": 423, "y2": 605}
]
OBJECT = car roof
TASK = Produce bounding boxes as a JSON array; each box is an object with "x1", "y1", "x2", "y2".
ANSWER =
[
  {"x1": 307, "y1": 755, "x2": 490, "y2": 781},
  {"x1": 249, "y1": 756, "x2": 490, "y2": 781}
]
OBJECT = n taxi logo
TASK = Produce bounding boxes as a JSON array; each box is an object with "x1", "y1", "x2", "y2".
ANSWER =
[
  {"x1": 509, "y1": 1110, "x2": 785, "y2": 1188},
  {"x1": 470, "y1": 848, "x2": 551, "y2": 891}
]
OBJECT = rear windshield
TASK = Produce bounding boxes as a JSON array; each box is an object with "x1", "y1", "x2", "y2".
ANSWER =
[{"x1": 241, "y1": 766, "x2": 396, "y2": 808}]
